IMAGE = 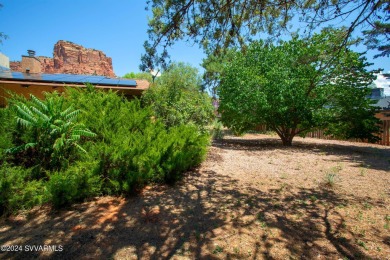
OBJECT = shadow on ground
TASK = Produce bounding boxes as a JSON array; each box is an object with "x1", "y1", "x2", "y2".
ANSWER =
[
  {"x1": 214, "y1": 137, "x2": 390, "y2": 172},
  {"x1": 0, "y1": 168, "x2": 381, "y2": 259}
]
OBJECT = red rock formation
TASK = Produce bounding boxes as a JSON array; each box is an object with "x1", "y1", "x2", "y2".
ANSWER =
[
  {"x1": 39, "y1": 56, "x2": 56, "y2": 74},
  {"x1": 9, "y1": 61, "x2": 21, "y2": 72},
  {"x1": 10, "y1": 40, "x2": 116, "y2": 77}
]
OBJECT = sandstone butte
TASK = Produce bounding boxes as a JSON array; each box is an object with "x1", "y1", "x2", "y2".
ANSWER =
[{"x1": 10, "y1": 40, "x2": 116, "y2": 77}]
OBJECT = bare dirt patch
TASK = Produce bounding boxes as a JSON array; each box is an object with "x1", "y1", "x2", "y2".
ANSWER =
[{"x1": 1, "y1": 134, "x2": 389, "y2": 259}]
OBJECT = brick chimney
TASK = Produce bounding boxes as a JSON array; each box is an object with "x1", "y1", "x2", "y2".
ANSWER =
[{"x1": 21, "y1": 50, "x2": 41, "y2": 73}]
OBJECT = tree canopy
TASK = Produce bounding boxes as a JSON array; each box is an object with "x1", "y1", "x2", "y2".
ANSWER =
[
  {"x1": 363, "y1": 20, "x2": 390, "y2": 58},
  {"x1": 141, "y1": 0, "x2": 389, "y2": 71},
  {"x1": 142, "y1": 62, "x2": 215, "y2": 131},
  {"x1": 123, "y1": 71, "x2": 153, "y2": 82},
  {"x1": 218, "y1": 28, "x2": 381, "y2": 146},
  {"x1": 201, "y1": 49, "x2": 236, "y2": 97}
]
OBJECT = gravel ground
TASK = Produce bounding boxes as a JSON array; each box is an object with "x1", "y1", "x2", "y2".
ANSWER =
[{"x1": 0, "y1": 133, "x2": 389, "y2": 259}]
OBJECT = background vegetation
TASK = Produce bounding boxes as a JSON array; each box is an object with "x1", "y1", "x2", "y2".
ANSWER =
[
  {"x1": 122, "y1": 71, "x2": 153, "y2": 82},
  {"x1": 142, "y1": 62, "x2": 215, "y2": 132}
]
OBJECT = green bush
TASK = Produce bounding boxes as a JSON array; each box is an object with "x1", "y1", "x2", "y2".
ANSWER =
[
  {"x1": 123, "y1": 71, "x2": 153, "y2": 82},
  {"x1": 142, "y1": 62, "x2": 215, "y2": 132},
  {"x1": 0, "y1": 164, "x2": 46, "y2": 215},
  {"x1": 64, "y1": 85, "x2": 209, "y2": 194},
  {"x1": 0, "y1": 108, "x2": 15, "y2": 163},
  {"x1": 46, "y1": 161, "x2": 101, "y2": 208},
  {"x1": 0, "y1": 85, "x2": 210, "y2": 213},
  {"x1": 6, "y1": 93, "x2": 96, "y2": 172},
  {"x1": 161, "y1": 125, "x2": 209, "y2": 182},
  {"x1": 210, "y1": 119, "x2": 224, "y2": 140}
]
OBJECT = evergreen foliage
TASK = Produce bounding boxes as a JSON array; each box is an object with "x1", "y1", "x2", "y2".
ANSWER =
[
  {"x1": 46, "y1": 162, "x2": 102, "y2": 208},
  {"x1": 64, "y1": 85, "x2": 209, "y2": 193},
  {"x1": 0, "y1": 164, "x2": 46, "y2": 215},
  {"x1": 0, "y1": 107, "x2": 14, "y2": 163},
  {"x1": 201, "y1": 49, "x2": 236, "y2": 96},
  {"x1": 141, "y1": 0, "x2": 389, "y2": 70},
  {"x1": 363, "y1": 20, "x2": 390, "y2": 58},
  {"x1": 0, "y1": 85, "x2": 210, "y2": 214}
]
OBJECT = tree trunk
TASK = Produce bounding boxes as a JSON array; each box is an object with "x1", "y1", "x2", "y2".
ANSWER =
[
  {"x1": 281, "y1": 136, "x2": 293, "y2": 146},
  {"x1": 274, "y1": 127, "x2": 295, "y2": 146}
]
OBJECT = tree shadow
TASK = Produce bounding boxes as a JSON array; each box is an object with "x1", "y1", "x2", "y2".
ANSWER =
[
  {"x1": 253, "y1": 187, "x2": 371, "y2": 259},
  {"x1": 0, "y1": 168, "x2": 382, "y2": 259},
  {"x1": 214, "y1": 136, "x2": 390, "y2": 171}
]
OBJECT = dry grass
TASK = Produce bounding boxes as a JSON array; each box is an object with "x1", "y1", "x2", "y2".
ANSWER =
[{"x1": 0, "y1": 134, "x2": 389, "y2": 259}]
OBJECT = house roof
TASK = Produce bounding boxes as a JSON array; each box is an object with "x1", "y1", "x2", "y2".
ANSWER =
[
  {"x1": 374, "y1": 97, "x2": 390, "y2": 110},
  {"x1": 0, "y1": 66, "x2": 148, "y2": 91}
]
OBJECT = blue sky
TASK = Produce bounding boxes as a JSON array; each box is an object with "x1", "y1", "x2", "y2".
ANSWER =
[
  {"x1": 0, "y1": 0, "x2": 389, "y2": 77},
  {"x1": 0, "y1": 0, "x2": 204, "y2": 77}
]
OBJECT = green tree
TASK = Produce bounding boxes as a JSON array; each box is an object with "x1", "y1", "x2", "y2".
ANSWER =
[
  {"x1": 142, "y1": 62, "x2": 215, "y2": 131},
  {"x1": 141, "y1": 0, "x2": 389, "y2": 69},
  {"x1": 218, "y1": 29, "x2": 380, "y2": 146},
  {"x1": 201, "y1": 49, "x2": 236, "y2": 96},
  {"x1": 6, "y1": 94, "x2": 96, "y2": 171},
  {"x1": 123, "y1": 71, "x2": 153, "y2": 82},
  {"x1": 363, "y1": 21, "x2": 390, "y2": 58}
]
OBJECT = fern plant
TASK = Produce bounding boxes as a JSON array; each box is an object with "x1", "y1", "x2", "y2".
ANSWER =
[{"x1": 6, "y1": 94, "x2": 96, "y2": 171}]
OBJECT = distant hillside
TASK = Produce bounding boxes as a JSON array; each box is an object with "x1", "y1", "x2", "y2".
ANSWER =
[{"x1": 10, "y1": 40, "x2": 115, "y2": 77}]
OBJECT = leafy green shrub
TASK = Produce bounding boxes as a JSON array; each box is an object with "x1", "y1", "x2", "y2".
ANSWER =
[
  {"x1": 6, "y1": 93, "x2": 96, "y2": 172},
  {"x1": 46, "y1": 172, "x2": 81, "y2": 208},
  {"x1": 161, "y1": 125, "x2": 209, "y2": 182},
  {"x1": 0, "y1": 108, "x2": 15, "y2": 162},
  {"x1": 123, "y1": 71, "x2": 153, "y2": 82},
  {"x1": 0, "y1": 164, "x2": 46, "y2": 215},
  {"x1": 65, "y1": 86, "x2": 209, "y2": 194},
  {"x1": 142, "y1": 62, "x2": 215, "y2": 132},
  {"x1": 46, "y1": 162, "x2": 101, "y2": 208},
  {"x1": 210, "y1": 119, "x2": 224, "y2": 140},
  {"x1": 1, "y1": 85, "x2": 210, "y2": 213},
  {"x1": 230, "y1": 126, "x2": 247, "y2": 137}
]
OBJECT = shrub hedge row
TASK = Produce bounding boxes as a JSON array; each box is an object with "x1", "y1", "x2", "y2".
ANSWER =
[{"x1": 0, "y1": 86, "x2": 210, "y2": 214}]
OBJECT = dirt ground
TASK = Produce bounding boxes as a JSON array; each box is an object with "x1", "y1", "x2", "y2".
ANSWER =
[{"x1": 1, "y1": 134, "x2": 389, "y2": 259}]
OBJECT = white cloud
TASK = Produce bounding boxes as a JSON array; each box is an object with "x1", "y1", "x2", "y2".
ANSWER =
[{"x1": 373, "y1": 72, "x2": 390, "y2": 96}]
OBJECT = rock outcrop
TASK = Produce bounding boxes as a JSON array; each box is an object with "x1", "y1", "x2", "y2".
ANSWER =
[{"x1": 10, "y1": 40, "x2": 116, "y2": 77}]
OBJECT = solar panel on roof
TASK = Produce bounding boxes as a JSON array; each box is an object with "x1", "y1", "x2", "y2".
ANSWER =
[
  {"x1": 60, "y1": 75, "x2": 90, "y2": 83},
  {"x1": 81, "y1": 76, "x2": 106, "y2": 84},
  {"x1": 117, "y1": 79, "x2": 137, "y2": 86},
  {"x1": 41, "y1": 74, "x2": 63, "y2": 80},
  {"x1": 23, "y1": 74, "x2": 42, "y2": 80},
  {"x1": 9, "y1": 72, "x2": 42, "y2": 81},
  {"x1": 8, "y1": 72, "x2": 24, "y2": 79},
  {"x1": 41, "y1": 74, "x2": 70, "y2": 81},
  {"x1": 98, "y1": 78, "x2": 120, "y2": 85},
  {"x1": 0, "y1": 69, "x2": 12, "y2": 78},
  {"x1": 0, "y1": 70, "x2": 137, "y2": 88},
  {"x1": 91, "y1": 76, "x2": 106, "y2": 80},
  {"x1": 0, "y1": 66, "x2": 10, "y2": 72}
]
